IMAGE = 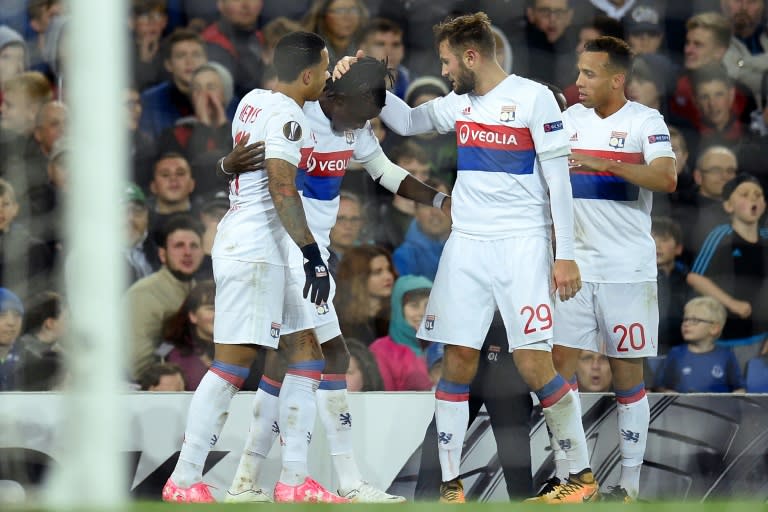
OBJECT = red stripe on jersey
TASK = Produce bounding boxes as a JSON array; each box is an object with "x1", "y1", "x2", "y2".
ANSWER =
[
  {"x1": 298, "y1": 147, "x2": 314, "y2": 168},
  {"x1": 456, "y1": 121, "x2": 533, "y2": 150},
  {"x1": 571, "y1": 148, "x2": 645, "y2": 164},
  {"x1": 306, "y1": 149, "x2": 354, "y2": 177}
]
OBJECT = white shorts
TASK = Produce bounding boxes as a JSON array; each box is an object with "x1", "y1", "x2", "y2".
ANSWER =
[
  {"x1": 212, "y1": 258, "x2": 315, "y2": 348},
  {"x1": 553, "y1": 281, "x2": 659, "y2": 358},
  {"x1": 287, "y1": 264, "x2": 341, "y2": 344},
  {"x1": 416, "y1": 234, "x2": 554, "y2": 352}
]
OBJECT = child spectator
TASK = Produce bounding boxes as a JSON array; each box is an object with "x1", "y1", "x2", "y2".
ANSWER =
[
  {"x1": 656, "y1": 297, "x2": 744, "y2": 393},
  {"x1": 0, "y1": 287, "x2": 24, "y2": 390},
  {"x1": 652, "y1": 216, "x2": 692, "y2": 352},
  {"x1": 369, "y1": 275, "x2": 433, "y2": 391},
  {"x1": 160, "y1": 280, "x2": 215, "y2": 391},
  {"x1": 687, "y1": 173, "x2": 768, "y2": 367},
  {"x1": 575, "y1": 350, "x2": 612, "y2": 392},
  {"x1": 139, "y1": 362, "x2": 186, "y2": 391},
  {"x1": 14, "y1": 290, "x2": 66, "y2": 390},
  {"x1": 345, "y1": 337, "x2": 383, "y2": 392}
]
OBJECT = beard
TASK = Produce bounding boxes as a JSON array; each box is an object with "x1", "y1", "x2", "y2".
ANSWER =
[{"x1": 453, "y1": 66, "x2": 476, "y2": 95}]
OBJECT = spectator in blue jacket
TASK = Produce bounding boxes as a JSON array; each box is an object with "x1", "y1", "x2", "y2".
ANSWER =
[{"x1": 392, "y1": 177, "x2": 450, "y2": 281}]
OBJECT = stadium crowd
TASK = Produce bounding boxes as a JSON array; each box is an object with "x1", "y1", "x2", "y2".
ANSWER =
[{"x1": 0, "y1": 0, "x2": 766, "y2": 414}]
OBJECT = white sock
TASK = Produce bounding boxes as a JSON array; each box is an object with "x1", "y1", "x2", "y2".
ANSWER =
[
  {"x1": 435, "y1": 379, "x2": 470, "y2": 482},
  {"x1": 537, "y1": 376, "x2": 591, "y2": 478},
  {"x1": 278, "y1": 361, "x2": 323, "y2": 486},
  {"x1": 316, "y1": 375, "x2": 361, "y2": 492},
  {"x1": 548, "y1": 429, "x2": 570, "y2": 481},
  {"x1": 616, "y1": 386, "x2": 649, "y2": 498},
  {"x1": 228, "y1": 377, "x2": 281, "y2": 494},
  {"x1": 171, "y1": 363, "x2": 246, "y2": 488}
]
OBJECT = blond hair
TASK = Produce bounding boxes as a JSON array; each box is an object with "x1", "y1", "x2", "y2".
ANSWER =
[
  {"x1": 686, "y1": 12, "x2": 732, "y2": 49},
  {"x1": 685, "y1": 296, "x2": 727, "y2": 326},
  {"x1": 2, "y1": 70, "x2": 53, "y2": 105}
]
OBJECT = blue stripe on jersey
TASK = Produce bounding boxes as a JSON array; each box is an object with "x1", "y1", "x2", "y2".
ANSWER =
[
  {"x1": 691, "y1": 224, "x2": 732, "y2": 274},
  {"x1": 295, "y1": 169, "x2": 343, "y2": 200},
  {"x1": 570, "y1": 173, "x2": 640, "y2": 201},
  {"x1": 456, "y1": 146, "x2": 535, "y2": 174}
]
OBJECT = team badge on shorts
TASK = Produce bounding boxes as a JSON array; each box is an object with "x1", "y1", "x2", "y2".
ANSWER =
[
  {"x1": 270, "y1": 322, "x2": 281, "y2": 339},
  {"x1": 316, "y1": 303, "x2": 329, "y2": 315},
  {"x1": 344, "y1": 130, "x2": 355, "y2": 145},
  {"x1": 499, "y1": 105, "x2": 516, "y2": 122},
  {"x1": 609, "y1": 131, "x2": 627, "y2": 148},
  {"x1": 425, "y1": 314, "x2": 436, "y2": 330}
]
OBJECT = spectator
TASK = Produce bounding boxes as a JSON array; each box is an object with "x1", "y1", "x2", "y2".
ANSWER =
[
  {"x1": 0, "y1": 178, "x2": 54, "y2": 299},
  {"x1": 345, "y1": 337, "x2": 383, "y2": 391},
  {"x1": 328, "y1": 191, "x2": 366, "y2": 274},
  {"x1": 25, "y1": 0, "x2": 60, "y2": 70},
  {"x1": 32, "y1": 100, "x2": 66, "y2": 159},
  {"x1": 369, "y1": 275, "x2": 433, "y2": 391},
  {"x1": 692, "y1": 63, "x2": 745, "y2": 148},
  {"x1": 392, "y1": 177, "x2": 451, "y2": 281},
  {"x1": 687, "y1": 173, "x2": 768, "y2": 367},
  {"x1": 125, "y1": 214, "x2": 204, "y2": 379},
  {"x1": 652, "y1": 125, "x2": 695, "y2": 216},
  {"x1": 260, "y1": 16, "x2": 304, "y2": 66},
  {"x1": 158, "y1": 62, "x2": 233, "y2": 196},
  {"x1": 744, "y1": 340, "x2": 768, "y2": 392},
  {"x1": 670, "y1": 12, "x2": 755, "y2": 132},
  {"x1": 138, "y1": 362, "x2": 186, "y2": 391},
  {"x1": 129, "y1": 0, "x2": 169, "y2": 92},
  {"x1": 655, "y1": 296, "x2": 744, "y2": 393},
  {"x1": 125, "y1": 182, "x2": 157, "y2": 285},
  {"x1": 125, "y1": 85, "x2": 158, "y2": 191},
  {"x1": 0, "y1": 70, "x2": 52, "y2": 138},
  {"x1": 0, "y1": 287, "x2": 24, "y2": 391},
  {"x1": 197, "y1": 190, "x2": 229, "y2": 270},
  {"x1": 721, "y1": 0, "x2": 768, "y2": 110},
  {"x1": 0, "y1": 25, "x2": 27, "y2": 103},
  {"x1": 14, "y1": 290, "x2": 66, "y2": 390},
  {"x1": 624, "y1": 3, "x2": 665, "y2": 56},
  {"x1": 303, "y1": 0, "x2": 369, "y2": 68},
  {"x1": 201, "y1": 0, "x2": 265, "y2": 97},
  {"x1": 160, "y1": 280, "x2": 214, "y2": 391},
  {"x1": 335, "y1": 245, "x2": 396, "y2": 346},
  {"x1": 514, "y1": 0, "x2": 579, "y2": 88},
  {"x1": 38, "y1": 14, "x2": 66, "y2": 98},
  {"x1": 359, "y1": 17, "x2": 411, "y2": 99},
  {"x1": 369, "y1": 140, "x2": 432, "y2": 250},
  {"x1": 575, "y1": 349, "x2": 612, "y2": 392},
  {"x1": 139, "y1": 28, "x2": 207, "y2": 137},
  {"x1": 653, "y1": 216, "x2": 692, "y2": 353},
  {"x1": 673, "y1": 145, "x2": 737, "y2": 256},
  {"x1": 147, "y1": 152, "x2": 197, "y2": 235}
]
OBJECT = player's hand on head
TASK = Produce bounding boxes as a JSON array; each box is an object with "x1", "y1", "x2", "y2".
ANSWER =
[
  {"x1": 222, "y1": 133, "x2": 266, "y2": 174},
  {"x1": 332, "y1": 50, "x2": 366, "y2": 80},
  {"x1": 301, "y1": 243, "x2": 331, "y2": 306},
  {"x1": 553, "y1": 259, "x2": 581, "y2": 302}
]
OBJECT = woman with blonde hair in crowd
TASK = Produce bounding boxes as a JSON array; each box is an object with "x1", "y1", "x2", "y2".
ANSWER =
[{"x1": 334, "y1": 245, "x2": 396, "y2": 346}]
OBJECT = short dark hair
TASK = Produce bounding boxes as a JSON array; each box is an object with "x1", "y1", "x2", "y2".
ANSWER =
[
  {"x1": 692, "y1": 63, "x2": 732, "y2": 92},
  {"x1": 651, "y1": 216, "x2": 683, "y2": 245},
  {"x1": 389, "y1": 140, "x2": 429, "y2": 166},
  {"x1": 433, "y1": 12, "x2": 496, "y2": 59},
  {"x1": 583, "y1": 36, "x2": 634, "y2": 72},
  {"x1": 138, "y1": 363, "x2": 185, "y2": 390},
  {"x1": 361, "y1": 17, "x2": 402, "y2": 41},
  {"x1": 273, "y1": 31, "x2": 327, "y2": 82},
  {"x1": 23, "y1": 291, "x2": 64, "y2": 335},
  {"x1": 162, "y1": 28, "x2": 205, "y2": 61},
  {"x1": 326, "y1": 56, "x2": 390, "y2": 109},
  {"x1": 156, "y1": 213, "x2": 204, "y2": 248}
]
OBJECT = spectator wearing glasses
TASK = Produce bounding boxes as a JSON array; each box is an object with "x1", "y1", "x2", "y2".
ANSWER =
[
  {"x1": 655, "y1": 296, "x2": 744, "y2": 393},
  {"x1": 303, "y1": 0, "x2": 369, "y2": 68},
  {"x1": 673, "y1": 145, "x2": 738, "y2": 257}
]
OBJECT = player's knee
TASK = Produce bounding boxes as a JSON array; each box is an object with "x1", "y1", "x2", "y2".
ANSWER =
[
  {"x1": 213, "y1": 343, "x2": 260, "y2": 368},
  {"x1": 322, "y1": 336, "x2": 350, "y2": 374},
  {"x1": 280, "y1": 329, "x2": 324, "y2": 363},
  {"x1": 442, "y1": 345, "x2": 480, "y2": 383}
]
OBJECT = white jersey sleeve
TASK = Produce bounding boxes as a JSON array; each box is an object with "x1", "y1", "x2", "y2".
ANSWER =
[
  {"x1": 639, "y1": 112, "x2": 676, "y2": 163},
  {"x1": 426, "y1": 92, "x2": 469, "y2": 134},
  {"x1": 527, "y1": 86, "x2": 571, "y2": 161}
]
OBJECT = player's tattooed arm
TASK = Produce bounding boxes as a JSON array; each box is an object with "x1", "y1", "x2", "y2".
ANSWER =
[{"x1": 266, "y1": 158, "x2": 316, "y2": 248}]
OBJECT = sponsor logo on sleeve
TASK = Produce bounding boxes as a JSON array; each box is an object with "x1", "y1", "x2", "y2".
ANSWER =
[
  {"x1": 648, "y1": 134, "x2": 670, "y2": 143},
  {"x1": 543, "y1": 121, "x2": 563, "y2": 132},
  {"x1": 283, "y1": 121, "x2": 303, "y2": 141}
]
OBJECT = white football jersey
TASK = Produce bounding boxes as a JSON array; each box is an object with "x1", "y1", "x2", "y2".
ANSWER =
[
  {"x1": 298, "y1": 101, "x2": 381, "y2": 259},
  {"x1": 425, "y1": 75, "x2": 570, "y2": 239},
  {"x1": 213, "y1": 89, "x2": 313, "y2": 265},
  {"x1": 563, "y1": 101, "x2": 675, "y2": 282}
]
